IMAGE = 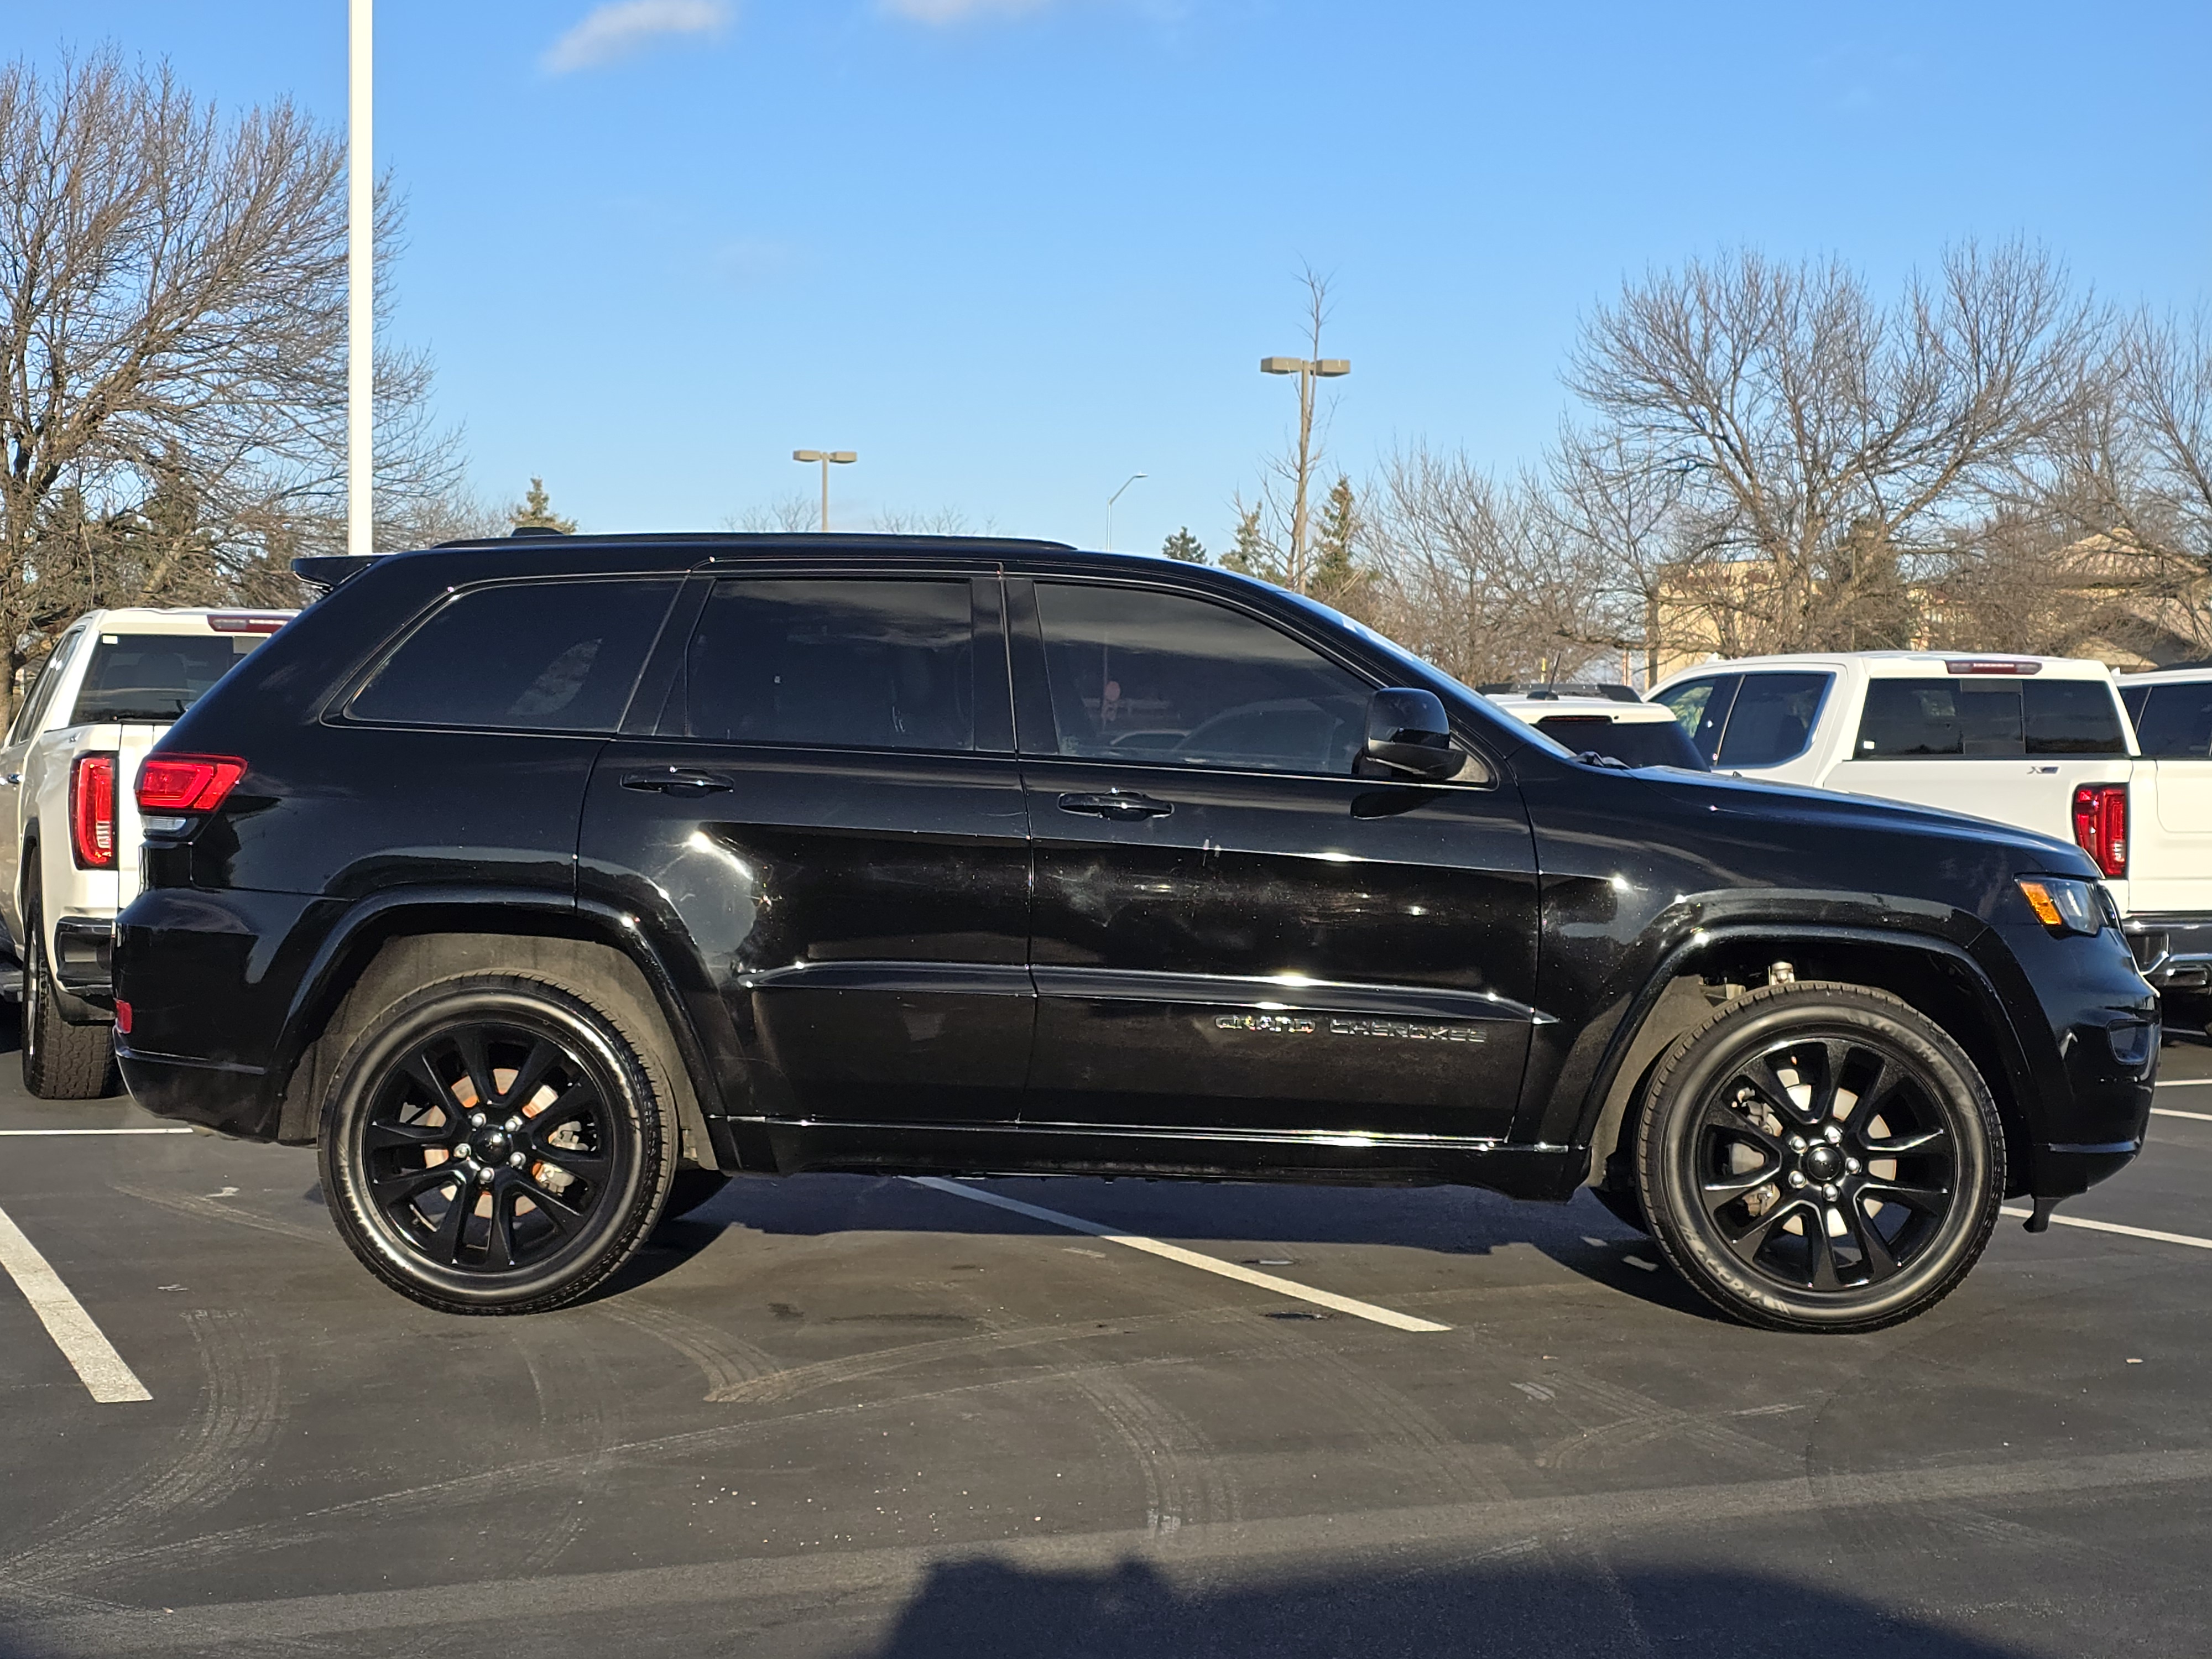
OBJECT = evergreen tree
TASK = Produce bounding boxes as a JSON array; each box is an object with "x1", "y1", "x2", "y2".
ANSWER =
[
  {"x1": 1161, "y1": 526, "x2": 1207, "y2": 564},
  {"x1": 1311, "y1": 474, "x2": 1369, "y2": 607},
  {"x1": 1220, "y1": 505, "x2": 1281, "y2": 583},
  {"x1": 510, "y1": 477, "x2": 577, "y2": 534}
]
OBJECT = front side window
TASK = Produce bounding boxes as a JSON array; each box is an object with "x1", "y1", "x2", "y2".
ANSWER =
[
  {"x1": 1713, "y1": 672, "x2": 1831, "y2": 768},
  {"x1": 1654, "y1": 675, "x2": 1739, "y2": 766},
  {"x1": 351, "y1": 578, "x2": 678, "y2": 732},
  {"x1": 2131, "y1": 682, "x2": 2212, "y2": 758},
  {"x1": 1034, "y1": 583, "x2": 1369, "y2": 774},
  {"x1": 682, "y1": 578, "x2": 976, "y2": 752},
  {"x1": 72, "y1": 633, "x2": 259, "y2": 724}
]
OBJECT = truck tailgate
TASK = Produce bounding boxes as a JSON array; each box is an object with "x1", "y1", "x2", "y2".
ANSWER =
[{"x1": 116, "y1": 723, "x2": 166, "y2": 900}]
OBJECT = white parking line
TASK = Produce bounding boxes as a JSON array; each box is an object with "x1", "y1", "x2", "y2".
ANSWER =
[
  {"x1": 0, "y1": 1202, "x2": 151, "y2": 1402},
  {"x1": 905, "y1": 1176, "x2": 1452, "y2": 1333},
  {"x1": 2154, "y1": 1078, "x2": 2212, "y2": 1087},
  {"x1": 0, "y1": 1127, "x2": 195, "y2": 1137},
  {"x1": 2001, "y1": 1205, "x2": 2212, "y2": 1253},
  {"x1": 2152, "y1": 1107, "x2": 2212, "y2": 1124}
]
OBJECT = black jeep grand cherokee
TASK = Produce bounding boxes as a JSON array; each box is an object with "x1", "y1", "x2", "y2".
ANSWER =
[{"x1": 113, "y1": 535, "x2": 2157, "y2": 1332}]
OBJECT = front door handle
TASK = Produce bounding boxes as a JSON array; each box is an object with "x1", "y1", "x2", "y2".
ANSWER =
[
  {"x1": 1057, "y1": 790, "x2": 1173, "y2": 821},
  {"x1": 621, "y1": 769, "x2": 732, "y2": 797}
]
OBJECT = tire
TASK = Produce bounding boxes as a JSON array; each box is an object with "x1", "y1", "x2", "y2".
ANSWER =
[
  {"x1": 20, "y1": 873, "x2": 116, "y2": 1100},
  {"x1": 1635, "y1": 981, "x2": 2004, "y2": 1334},
  {"x1": 1590, "y1": 1183, "x2": 1650, "y2": 1235},
  {"x1": 319, "y1": 974, "x2": 676, "y2": 1315},
  {"x1": 664, "y1": 1168, "x2": 732, "y2": 1220}
]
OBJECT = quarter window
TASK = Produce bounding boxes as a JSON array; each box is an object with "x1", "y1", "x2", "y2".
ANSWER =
[
  {"x1": 351, "y1": 579, "x2": 678, "y2": 732},
  {"x1": 682, "y1": 579, "x2": 977, "y2": 752},
  {"x1": 1032, "y1": 583, "x2": 1369, "y2": 774},
  {"x1": 2123, "y1": 683, "x2": 2212, "y2": 758}
]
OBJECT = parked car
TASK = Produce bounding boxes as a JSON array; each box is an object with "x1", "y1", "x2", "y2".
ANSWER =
[
  {"x1": 1650, "y1": 652, "x2": 2212, "y2": 996},
  {"x1": 2116, "y1": 664, "x2": 2212, "y2": 1001},
  {"x1": 114, "y1": 538, "x2": 2154, "y2": 1333},
  {"x1": 1483, "y1": 690, "x2": 1709, "y2": 771},
  {"x1": 1, "y1": 607, "x2": 294, "y2": 1096}
]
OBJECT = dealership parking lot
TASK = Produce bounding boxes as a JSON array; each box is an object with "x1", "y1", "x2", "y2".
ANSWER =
[{"x1": 1, "y1": 1025, "x2": 2208, "y2": 1657}]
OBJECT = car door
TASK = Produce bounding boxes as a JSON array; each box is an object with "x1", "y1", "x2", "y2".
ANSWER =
[
  {"x1": 1009, "y1": 575, "x2": 1540, "y2": 1144},
  {"x1": 579, "y1": 569, "x2": 1033, "y2": 1125}
]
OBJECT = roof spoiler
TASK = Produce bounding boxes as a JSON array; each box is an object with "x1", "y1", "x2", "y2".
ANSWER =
[{"x1": 291, "y1": 552, "x2": 387, "y2": 597}]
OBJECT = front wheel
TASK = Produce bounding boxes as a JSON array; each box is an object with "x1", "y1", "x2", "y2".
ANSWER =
[
  {"x1": 1636, "y1": 982, "x2": 2003, "y2": 1334},
  {"x1": 320, "y1": 975, "x2": 675, "y2": 1314}
]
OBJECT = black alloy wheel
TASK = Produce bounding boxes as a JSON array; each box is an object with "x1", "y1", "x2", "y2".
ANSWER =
[
  {"x1": 320, "y1": 976, "x2": 673, "y2": 1314},
  {"x1": 1637, "y1": 982, "x2": 2002, "y2": 1333}
]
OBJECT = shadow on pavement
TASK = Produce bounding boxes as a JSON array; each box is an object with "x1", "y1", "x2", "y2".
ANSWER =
[{"x1": 861, "y1": 1556, "x2": 2023, "y2": 1659}]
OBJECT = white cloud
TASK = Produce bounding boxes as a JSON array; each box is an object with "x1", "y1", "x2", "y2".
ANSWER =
[
  {"x1": 881, "y1": 0, "x2": 1056, "y2": 23},
  {"x1": 543, "y1": 1, "x2": 733, "y2": 74}
]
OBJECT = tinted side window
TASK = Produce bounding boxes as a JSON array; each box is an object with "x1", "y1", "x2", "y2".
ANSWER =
[
  {"x1": 1533, "y1": 715, "x2": 1708, "y2": 770},
  {"x1": 2132, "y1": 683, "x2": 2212, "y2": 758},
  {"x1": 1714, "y1": 672, "x2": 1830, "y2": 768},
  {"x1": 1856, "y1": 679, "x2": 2023, "y2": 757},
  {"x1": 684, "y1": 579, "x2": 975, "y2": 752},
  {"x1": 1034, "y1": 583, "x2": 1368, "y2": 774},
  {"x1": 72, "y1": 634, "x2": 255, "y2": 724},
  {"x1": 8, "y1": 628, "x2": 80, "y2": 744},
  {"x1": 2022, "y1": 679, "x2": 2128, "y2": 755},
  {"x1": 351, "y1": 579, "x2": 677, "y2": 732},
  {"x1": 1655, "y1": 675, "x2": 1738, "y2": 766}
]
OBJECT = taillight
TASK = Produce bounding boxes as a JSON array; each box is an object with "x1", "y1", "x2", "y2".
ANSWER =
[
  {"x1": 136, "y1": 754, "x2": 248, "y2": 813},
  {"x1": 2072, "y1": 783, "x2": 2128, "y2": 878},
  {"x1": 69, "y1": 754, "x2": 117, "y2": 869}
]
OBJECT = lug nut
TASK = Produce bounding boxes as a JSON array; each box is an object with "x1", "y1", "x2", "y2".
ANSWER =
[
  {"x1": 1845, "y1": 1156, "x2": 1861, "y2": 1173},
  {"x1": 455, "y1": 1143, "x2": 472, "y2": 1161},
  {"x1": 1824, "y1": 1124, "x2": 1842, "y2": 1144},
  {"x1": 479, "y1": 1166, "x2": 496, "y2": 1184},
  {"x1": 1823, "y1": 1183, "x2": 1840, "y2": 1201},
  {"x1": 509, "y1": 1151, "x2": 525, "y2": 1167},
  {"x1": 1788, "y1": 1135, "x2": 1807, "y2": 1152},
  {"x1": 505, "y1": 1117, "x2": 523, "y2": 1133},
  {"x1": 470, "y1": 1113, "x2": 486, "y2": 1129},
  {"x1": 1788, "y1": 1170, "x2": 1808, "y2": 1188}
]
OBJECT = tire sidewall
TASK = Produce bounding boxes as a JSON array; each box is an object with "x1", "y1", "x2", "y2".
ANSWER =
[
  {"x1": 1639, "y1": 987, "x2": 2002, "y2": 1333},
  {"x1": 320, "y1": 979, "x2": 667, "y2": 1312}
]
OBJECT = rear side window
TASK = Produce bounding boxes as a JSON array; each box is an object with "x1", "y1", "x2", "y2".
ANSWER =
[
  {"x1": 1856, "y1": 677, "x2": 2127, "y2": 758},
  {"x1": 1033, "y1": 583, "x2": 1369, "y2": 774},
  {"x1": 1655, "y1": 675, "x2": 1738, "y2": 766},
  {"x1": 72, "y1": 633, "x2": 258, "y2": 724},
  {"x1": 2131, "y1": 682, "x2": 2212, "y2": 757},
  {"x1": 351, "y1": 579, "x2": 678, "y2": 732},
  {"x1": 1714, "y1": 673, "x2": 1830, "y2": 767},
  {"x1": 8, "y1": 626, "x2": 83, "y2": 743},
  {"x1": 682, "y1": 579, "x2": 976, "y2": 752}
]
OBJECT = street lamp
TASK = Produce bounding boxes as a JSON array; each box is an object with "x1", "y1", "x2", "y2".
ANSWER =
[
  {"x1": 1105, "y1": 472, "x2": 1146, "y2": 551},
  {"x1": 1260, "y1": 353, "x2": 1350, "y2": 591},
  {"x1": 792, "y1": 450, "x2": 856, "y2": 533}
]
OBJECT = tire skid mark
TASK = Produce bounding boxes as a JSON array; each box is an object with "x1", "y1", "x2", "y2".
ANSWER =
[
  {"x1": 1521, "y1": 1371, "x2": 1783, "y2": 1474},
  {"x1": 111, "y1": 1181, "x2": 335, "y2": 1248},
  {"x1": 1062, "y1": 1366, "x2": 1241, "y2": 1537},
  {"x1": 508, "y1": 1325, "x2": 618, "y2": 1577},
  {"x1": 590, "y1": 1299, "x2": 784, "y2": 1401},
  {"x1": 2, "y1": 1308, "x2": 282, "y2": 1605}
]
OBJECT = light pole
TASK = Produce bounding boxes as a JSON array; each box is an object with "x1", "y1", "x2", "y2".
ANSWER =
[
  {"x1": 1105, "y1": 472, "x2": 1145, "y2": 551},
  {"x1": 1259, "y1": 353, "x2": 1349, "y2": 591},
  {"x1": 347, "y1": 0, "x2": 373, "y2": 559},
  {"x1": 792, "y1": 450, "x2": 855, "y2": 532}
]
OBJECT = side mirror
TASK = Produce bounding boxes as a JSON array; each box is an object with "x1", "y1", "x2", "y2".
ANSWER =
[{"x1": 1361, "y1": 688, "x2": 1465, "y2": 781}]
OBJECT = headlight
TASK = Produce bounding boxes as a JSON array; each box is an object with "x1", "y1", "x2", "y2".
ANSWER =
[{"x1": 2017, "y1": 877, "x2": 2103, "y2": 936}]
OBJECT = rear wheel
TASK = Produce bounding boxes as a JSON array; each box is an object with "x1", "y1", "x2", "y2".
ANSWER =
[
  {"x1": 20, "y1": 873, "x2": 116, "y2": 1100},
  {"x1": 1636, "y1": 982, "x2": 2002, "y2": 1334},
  {"x1": 320, "y1": 975, "x2": 675, "y2": 1314}
]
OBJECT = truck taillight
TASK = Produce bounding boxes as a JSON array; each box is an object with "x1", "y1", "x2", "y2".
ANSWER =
[
  {"x1": 69, "y1": 754, "x2": 117, "y2": 869},
  {"x1": 2072, "y1": 783, "x2": 2128, "y2": 879},
  {"x1": 136, "y1": 754, "x2": 248, "y2": 813}
]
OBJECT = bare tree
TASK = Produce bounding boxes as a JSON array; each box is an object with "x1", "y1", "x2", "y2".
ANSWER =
[
  {"x1": 0, "y1": 52, "x2": 461, "y2": 714},
  {"x1": 1567, "y1": 243, "x2": 2107, "y2": 656},
  {"x1": 723, "y1": 495, "x2": 819, "y2": 533},
  {"x1": 1238, "y1": 266, "x2": 1346, "y2": 594}
]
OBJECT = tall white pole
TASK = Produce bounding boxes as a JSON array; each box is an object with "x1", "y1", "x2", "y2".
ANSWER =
[{"x1": 347, "y1": 0, "x2": 374, "y2": 558}]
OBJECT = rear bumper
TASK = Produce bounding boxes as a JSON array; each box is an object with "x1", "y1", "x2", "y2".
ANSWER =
[
  {"x1": 115, "y1": 1045, "x2": 278, "y2": 1140},
  {"x1": 51, "y1": 916, "x2": 114, "y2": 1006},
  {"x1": 2123, "y1": 913, "x2": 2212, "y2": 992}
]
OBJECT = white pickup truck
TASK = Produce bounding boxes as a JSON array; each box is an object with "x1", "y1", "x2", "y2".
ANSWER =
[
  {"x1": 0, "y1": 607, "x2": 293, "y2": 1097},
  {"x1": 2116, "y1": 666, "x2": 2212, "y2": 998},
  {"x1": 1648, "y1": 651, "x2": 2212, "y2": 997}
]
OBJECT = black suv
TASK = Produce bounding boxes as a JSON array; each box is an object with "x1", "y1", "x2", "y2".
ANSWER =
[{"x1": 113, "y1": 536, "x2": 2157, "y2": 1332}]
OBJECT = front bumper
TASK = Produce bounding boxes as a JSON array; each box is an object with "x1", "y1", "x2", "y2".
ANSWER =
[{"x1": 2124, "y1": 913, "x2": 2212, "y2": 992}]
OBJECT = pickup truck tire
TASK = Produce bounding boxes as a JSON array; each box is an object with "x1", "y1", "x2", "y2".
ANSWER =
[
  {"x1": 20, "y1": 877, "x2": 117, "y2": 1100},
  {"x1": 319, "y1": 974, "x2": 677, "y2": 1316},
  {"x1": 1635, "y1": 982, "x2": 2003, "y2": 1334}
]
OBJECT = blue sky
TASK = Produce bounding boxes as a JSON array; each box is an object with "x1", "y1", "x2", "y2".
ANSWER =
[{"x1": 15, "y1": 2, "x2": 2212, "y2": 554}]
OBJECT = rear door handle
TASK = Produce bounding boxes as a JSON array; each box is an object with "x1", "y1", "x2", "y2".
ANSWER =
[
  {"x1": 1057, "y1": 790, "x2": 1173, "y2": 821},
  {"x1": 620, "y1": 769, "x2": 732, "y2": 796}
]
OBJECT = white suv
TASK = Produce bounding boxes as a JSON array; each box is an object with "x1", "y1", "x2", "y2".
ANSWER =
[
  {"x1": 1, "y1": 607, "x2": 293, "y2": 1096},
  {"x1": 1650, "y1": 651, "x2": 2212, "y2": 990}
]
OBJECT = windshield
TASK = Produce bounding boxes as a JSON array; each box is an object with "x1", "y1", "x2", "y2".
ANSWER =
[
  {"x1": 1531, "y1": 713, "x2": 1710, "y2": 770},
  {"x1": 70, "y1": 633, "x2": 262, "y2": 724}
]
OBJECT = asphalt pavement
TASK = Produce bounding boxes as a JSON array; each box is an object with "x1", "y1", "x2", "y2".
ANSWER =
[{"x1": 1, "y1": 1011, "x2": 2208, "y2": 1657}]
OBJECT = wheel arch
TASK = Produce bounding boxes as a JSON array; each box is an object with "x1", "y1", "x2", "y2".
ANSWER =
[
  {"x1": 1574, "y1": 925, "x2": 2041, "y2": 1201},
  {"x1": 270, "y1": 896, "x2": 731, "y2": 1168}
]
